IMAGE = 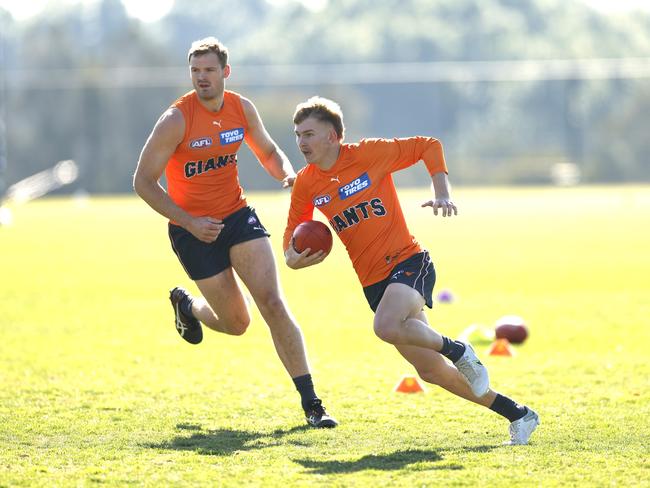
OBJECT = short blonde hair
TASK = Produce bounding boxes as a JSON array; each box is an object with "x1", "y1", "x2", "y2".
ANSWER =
[
  {"x1": 188, "y1": 37, "x2": 228, "y2": 67},
  {"x1": 293, "y1": 96, "x2": 345, "y2": 141}
]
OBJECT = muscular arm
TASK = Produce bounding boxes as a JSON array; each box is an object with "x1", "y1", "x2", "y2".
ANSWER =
[
  {"x1": 241, "y1": 97, "x2": 296, "y2": 187},
  {"x1": 133, "y1": 108, "x2": 223, "y2": 242},
  {"x1": 133, "y1": 108, "x2": 189, "y2": 225}
]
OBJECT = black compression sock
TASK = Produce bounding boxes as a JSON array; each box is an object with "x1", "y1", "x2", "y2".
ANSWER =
[
  {"x1": 293, "y1": 374, "x2": 318, "y2": 412},
  {"x1": 489, "y1": 394, "x2": 528, "y2": 422},
  {"x1": 439, "y1": 336, "x2": 466, "y2": 363}
]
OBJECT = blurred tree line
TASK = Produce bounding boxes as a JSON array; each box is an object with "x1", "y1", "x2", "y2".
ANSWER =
[{"x1": 0, "y1": 0, "x2": 649, "y2": 194}]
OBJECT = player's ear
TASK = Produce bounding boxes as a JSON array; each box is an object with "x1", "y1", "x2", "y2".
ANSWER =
[{"x1": 223, "y1": 64, "x2": 231, "y2": 78}]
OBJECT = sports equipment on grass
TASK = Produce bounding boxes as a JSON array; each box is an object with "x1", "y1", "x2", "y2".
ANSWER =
[
  {"x1": 169, "y1": 287, "x2": 203, "y2": 344},
  {"x1": 436, "y1": 289, "x2": 454, "y2": 303},
  {"x1": 292, "y1": 220, "x2": 333, "y2": 256},
  {"x1": 495, "y1": 315, "x2": 529, "y2": 344},
  {"x1": 394, "y1": 375, "x2": 425, "y2": 393},
  {"x1": 458, "y1": 324, "x2": 494, "y2": 345},
  {"x1": 487, "y1": 338, "x2": 514, "y2": 356}
]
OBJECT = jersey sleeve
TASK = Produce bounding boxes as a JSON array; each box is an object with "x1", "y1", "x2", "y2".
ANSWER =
[
  {"x1": 282, "y1": 172, "x2": 315, "y2": 252},
  {"x1": 359, "y1": 137, "x2": 448, "y2": 177}
]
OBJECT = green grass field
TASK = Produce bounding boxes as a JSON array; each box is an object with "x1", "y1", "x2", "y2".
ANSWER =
[{"x1": 1, "y1": 186, "x2": 649, "y2": 487}]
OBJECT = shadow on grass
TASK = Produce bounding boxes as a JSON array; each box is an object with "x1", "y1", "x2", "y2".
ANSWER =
[
  {"x1": 149, "y1": 424, "x2": 501, "y2": 467},
  {"x1": 294, "y1": 444, "x2": 502, "y2": 474},
  {"x1": 462, "y1": 444, "x2": 502, "y2": 453},
  {"x1": 146, "y1": 423, "x2": 309, "y2": 456},
  {"x1": 294, "y1": 449, "x2": 460, "y2": 474}
]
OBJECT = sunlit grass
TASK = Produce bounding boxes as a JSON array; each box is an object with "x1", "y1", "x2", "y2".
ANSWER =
[{"x1": 1, "y1": 186, "x2": 648, "y2": 486}]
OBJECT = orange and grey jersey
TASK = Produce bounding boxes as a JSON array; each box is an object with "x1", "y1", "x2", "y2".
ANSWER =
[
  {"x1": 283, "y1": 137, "x2": 447, "y2": 287},
  {"x1": 166, "y1": 90, "x2": 249, "y2": 222}
]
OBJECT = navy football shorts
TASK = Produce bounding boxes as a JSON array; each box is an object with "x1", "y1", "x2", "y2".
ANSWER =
[
  {"x1": 168, "y1": 206, "x2": 270, "y2": 281},
  {"x1": 362, "y1": 251, "x2": 436, "y2": 312}
]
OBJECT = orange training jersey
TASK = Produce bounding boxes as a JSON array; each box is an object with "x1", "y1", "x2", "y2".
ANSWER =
[
  {"x1": 166, "y1": 90, "x2": 250, "y2": 221},
  {"x1": 283, "y1": 137, "x2": 447, "y2": 287}
]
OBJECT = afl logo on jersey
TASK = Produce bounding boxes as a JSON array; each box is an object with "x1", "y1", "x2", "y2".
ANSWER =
[
  {"x1": 220, "y1": 128, "x2": 244, "y2": 145},
  {"x1": 189, "y1": 136, "x2": 213, "y2": 149},
  {"x1": 313, "y1": 195, "x2": 331, "y2": 207}
]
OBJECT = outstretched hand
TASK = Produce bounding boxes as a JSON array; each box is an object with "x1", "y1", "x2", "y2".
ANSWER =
[
  {"x1": 421, "y1": 198, "x2": 458, "y2": 217},
  {"x1": 285, "y1": 240, "x2": 328, "y2": 269}
]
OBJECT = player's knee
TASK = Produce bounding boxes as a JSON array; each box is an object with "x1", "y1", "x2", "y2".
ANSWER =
[
  {"x1": 256, "y1": 293, "x2": 288, "y2": 321},
  {"x1": 227, "y1": 314, "x2": 251, "y2": 336},
  {"x1": 373, "y1": 318, "x2": 399, "y2": 344},
  {"x1": 416, "y1": 367, "x2": 444, "y2": 386}
]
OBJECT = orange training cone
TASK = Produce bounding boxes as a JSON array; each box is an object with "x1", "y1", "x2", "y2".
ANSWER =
[
  {"x1": 394, "y1": 375, "x2": 425, "y2": 393},
  {"x1": 488, "y1": 338, "x2": 515, "y2": 356}
]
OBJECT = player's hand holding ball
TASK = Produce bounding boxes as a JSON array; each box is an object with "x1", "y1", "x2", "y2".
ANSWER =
[{"x1": 285, "y1": 220, "x2": 332, "y2": 269}]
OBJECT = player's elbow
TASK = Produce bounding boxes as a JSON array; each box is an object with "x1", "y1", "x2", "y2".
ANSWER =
[
  {"x1": 262, "y1": 160, "x2": 282, "y2": 181},
  {"x1": 133, "y1": 176, "x2": 144, "y2": 198},
  {"x1": 132, "y1": 170, "x2": 149, "y2": 197}
]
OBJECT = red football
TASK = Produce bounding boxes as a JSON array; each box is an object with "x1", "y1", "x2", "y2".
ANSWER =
[
  {"x1": 495, "y1": 315, "x2": 529, "y2": 344},
  {"x1": 292, "y1": 220, "x2": 333, "y2": 256}
]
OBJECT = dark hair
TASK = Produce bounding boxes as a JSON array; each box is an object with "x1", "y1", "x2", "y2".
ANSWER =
[
  {"x1": 293, "y1": 96, "x2": 345, "y2": 140},
  {"x1": 187, "y1": 37, "x2": 228, "y2": 68}
]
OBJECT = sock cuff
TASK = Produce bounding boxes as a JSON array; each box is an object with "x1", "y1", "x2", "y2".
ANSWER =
[{"x1": 292, "y1": 374, "x2": 313, "y2": 389}]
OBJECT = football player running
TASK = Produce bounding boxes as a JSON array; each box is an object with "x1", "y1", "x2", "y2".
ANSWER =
[
  {"x1": 283, "y1": 97, "x2": 539, "y2": 444},
  {"x1": 134, "y1": 39, "x2": 336, "y2": 428}
]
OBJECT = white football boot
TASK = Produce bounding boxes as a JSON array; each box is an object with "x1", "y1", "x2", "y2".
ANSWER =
[
  {"x1": 454, "y1": 342, "x2": 490, "y2": 397},
  {"x1": 505, "y1": 408, "x2": 540, "y2": 445}
]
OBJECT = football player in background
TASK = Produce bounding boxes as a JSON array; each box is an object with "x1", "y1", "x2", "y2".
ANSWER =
[{"x1": 134, "y1": 39, "x2": 336, "y2": 428}]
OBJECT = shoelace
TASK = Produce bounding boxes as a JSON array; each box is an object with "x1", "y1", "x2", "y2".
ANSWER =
[
  {"x1": 307, "y1": 399, "x2": 326, "y2": 416},
  {"x1": 509, "y1": 418, "x2": 527, "y2": 441}
]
